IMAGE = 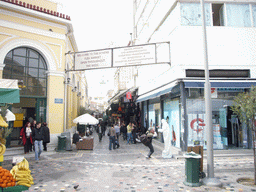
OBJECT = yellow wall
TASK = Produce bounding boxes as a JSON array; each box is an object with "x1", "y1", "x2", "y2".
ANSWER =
[
  {"x1": 0, "y1": 3, "x2": 88, "y2": 138},
  {"x1": 47, "y1": 75, "x2": 64, "y2": 134}
]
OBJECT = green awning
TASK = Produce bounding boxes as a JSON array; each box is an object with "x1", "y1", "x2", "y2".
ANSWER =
[
  {"x1": 0, "y1": 88, "x2": 20, "y2": 103},
  {"x1": 0, "y1": 79, "x2": 20, "y2": 104}
]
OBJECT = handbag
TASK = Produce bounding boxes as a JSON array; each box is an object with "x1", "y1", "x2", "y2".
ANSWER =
[{"x1": 107, "y1": 131, "x2": 110, "y2": 136}]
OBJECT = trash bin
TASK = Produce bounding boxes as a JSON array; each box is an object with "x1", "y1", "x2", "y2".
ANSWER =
[
  {"x1": 61, "y1": 132, "x2": 72, "y2": 151},
  {"x1": 184, "y1": 152, "x2": 202, "y2": 187},
  {"x1": 57, "y1": 136, "x2": 66, "y2": 151}
]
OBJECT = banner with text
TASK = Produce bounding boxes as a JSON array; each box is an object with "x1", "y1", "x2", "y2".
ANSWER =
[
  {"x1": 73, "y1": 42, "x2": 169, "y2": 71},
  {"x1": 75, "y1": 49, "x2": 112, "y2": 70},
  {"x1": 113, "y1": 44, "x2": 156, "y2": 67}
]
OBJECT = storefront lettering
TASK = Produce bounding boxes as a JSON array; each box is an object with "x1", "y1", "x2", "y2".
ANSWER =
[{"x1": 190, "y1": 118, "x2": 205, "y2": 132}]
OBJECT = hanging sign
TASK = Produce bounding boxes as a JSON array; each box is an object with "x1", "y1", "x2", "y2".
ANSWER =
[
  {"x1": 113, "y1": 44, "x2": 156, "y2": 67},
  {"x1": 75, "y1": 49, "x2": 112, "y2": 70},
  {"x1": 126, "y1": 92, "x2": 132, "y2": 100}
]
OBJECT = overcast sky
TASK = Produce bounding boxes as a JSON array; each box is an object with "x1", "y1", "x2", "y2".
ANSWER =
[{"x1": 60, "y1": 0, "x2": 133, "y2": 97}]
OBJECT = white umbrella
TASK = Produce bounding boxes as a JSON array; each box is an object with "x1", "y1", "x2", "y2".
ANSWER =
[
  {"x1": 73, "y1": 113, "x2": 99, "y2": 125},
  {"x1": 5, "y1": 109, "x2": 16, "y2": 121}
]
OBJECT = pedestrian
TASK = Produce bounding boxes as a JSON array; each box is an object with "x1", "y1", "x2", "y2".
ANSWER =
[
  {"x1": 31, "y1": 120, "x2": 36, "y2": 151},
  {"x1": 19, "y1": 122, "x2": 33, "y2": 154},
  {"x1": 72, "y1": 131, "x2": 81, "y2": 144},
  {"x1": 32, "y1": 122, "x2": 43, "y2": 161},
  {"x1": 108, "y1": 125, "x2": 117, "y2": 150},
  {"x1": 41, "y1": 122, "x2": 50, "y2": 151},
  {"x1": 114, "y1": 123, "x2": 120, "y2": 148},
  {"x1": 172, "y1": 125, "x2": 176, "y2": 147},
  {"x1": 120, "y1": 122, "x2": 127, "y2": 140},
  {"x1": 158, "y1": 116, "x2": 172, "y2": 158},
  {"x1": 132, "y1": 122, "x2": 137, "y2": 144},
  {"x1": 127, "y1": 122, "x2": 133, "y2": 144},
  {"x1": 145, "y1": 128, "x2": 154, "y2": 159},
  {"x1": 96, "y1": 123, "x2": 103, "y2": 142}
]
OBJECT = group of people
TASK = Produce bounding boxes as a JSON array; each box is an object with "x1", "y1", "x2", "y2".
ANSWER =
[
  {"x1": 106, "y1": 116, "x2": 174, "y2": 159},
  {"x1": 20, "y1": 120, "x2": 50, "y2": 161}
]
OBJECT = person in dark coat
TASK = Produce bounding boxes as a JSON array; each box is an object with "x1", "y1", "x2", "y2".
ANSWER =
[
  {"x1": 20, "y1": 122, "x2": 33, "y2": 154},
  {"x1": 32, "y1": 122, "x2": 43, "y2": 161},
  {"x1": 73, "y1": 131, "x2": 81, "y2": 144},
  {"x1": 41, "y1": 122, "x2": 50, "y2": 151}
]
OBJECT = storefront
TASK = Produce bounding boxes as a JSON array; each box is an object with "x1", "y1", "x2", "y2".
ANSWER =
[{"x1": 137, "y1": 78, "x2": 256, "y2": 151}]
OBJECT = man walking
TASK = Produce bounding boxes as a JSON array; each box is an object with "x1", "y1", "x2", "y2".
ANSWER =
[
  {"x1": 96, "y1": 123, "x2": 103, "y2": 142},
  {"x1": 114, "y1": 123, "x2": 120, "y2": 148},
  {"x1": 32, "y1": 122, "x2": 43, "y2": 161}
]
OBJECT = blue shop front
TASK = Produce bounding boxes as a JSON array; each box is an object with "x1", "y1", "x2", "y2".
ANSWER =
[{"x1": 136, "y1": 78, "x2": 256, "y2": 151}]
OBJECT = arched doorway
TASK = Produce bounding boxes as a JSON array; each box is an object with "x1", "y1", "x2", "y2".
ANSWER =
[{"x1": 3, "y1": 47, "x2": 47, "y2": 132}]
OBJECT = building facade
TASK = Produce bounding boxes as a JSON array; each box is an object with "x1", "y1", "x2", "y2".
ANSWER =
[
  {"x1": 134, "y1": 0, "x2": 256, "y2": 151},
  {"x1": 0, "y1": 0, "x2": 88, "y2": 145}
]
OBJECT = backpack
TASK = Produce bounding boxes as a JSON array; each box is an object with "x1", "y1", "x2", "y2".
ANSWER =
[{"x1": 139, "y1": 134, "x2": 150, "y2": 146}]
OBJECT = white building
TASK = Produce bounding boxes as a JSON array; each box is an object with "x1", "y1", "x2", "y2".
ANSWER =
[{"x1": 134, "y1": 0, "x2": 256, "y2": 151}]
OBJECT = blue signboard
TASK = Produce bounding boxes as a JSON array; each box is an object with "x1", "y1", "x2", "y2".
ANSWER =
[{"x1": 55, "y1": 98, "x2": 63, "y2": 104}]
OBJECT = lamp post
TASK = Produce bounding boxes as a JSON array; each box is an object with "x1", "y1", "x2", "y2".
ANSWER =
[{"x1": 200, "y1": 0, "x2": 222, "y2": 187}]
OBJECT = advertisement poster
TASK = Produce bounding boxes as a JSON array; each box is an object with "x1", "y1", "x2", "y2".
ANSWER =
[{"x1": 188, "y1": 114, "x2": 224, "y2": 149}]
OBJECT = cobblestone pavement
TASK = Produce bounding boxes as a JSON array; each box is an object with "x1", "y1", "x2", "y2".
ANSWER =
[{"x1": 2, "y1": 133, "x2": 256, "y2": 192}]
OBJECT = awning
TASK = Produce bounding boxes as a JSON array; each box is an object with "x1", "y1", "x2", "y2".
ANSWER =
[
  {"x1": 136, "y1": 82, "x2": 176, "y2": 103},
  {"x1": 0, "y1": 79, "x2": 20, "y2": 103},
  {"x1": 184, "y1": 80, "x2": 256, "y2": 88},
  {"x1": 108, "y1": 87, "x2": 138, "y2": 104}
]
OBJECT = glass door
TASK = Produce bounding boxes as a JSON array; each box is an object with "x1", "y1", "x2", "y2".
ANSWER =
[{"x1": 36, "y1": 98, "x2": 46, "y2": 123}]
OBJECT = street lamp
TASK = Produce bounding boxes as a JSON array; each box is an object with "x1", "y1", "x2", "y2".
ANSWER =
[{"x1": 200, "y1": 0, "x2": 222, "y2": 187}]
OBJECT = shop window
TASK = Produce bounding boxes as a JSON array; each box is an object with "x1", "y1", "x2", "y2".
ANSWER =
[{"x1": 3, "y1": 47, "x2": 47, "y2": 97}]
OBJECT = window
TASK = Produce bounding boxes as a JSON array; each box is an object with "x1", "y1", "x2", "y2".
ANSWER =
[
  {"x1": 180, "y1": 3, "x2": 211, "y2": 26},
  {"x1": 212, "y1": 4, "x2": 225, "y2": 26},
  {"x1": 226, "y1": 4, "x2": 251, "y2": 27},
  {"x1": 3, "y1": 47, "x2": 47, "y2": 97},
  {"x1": 252, "y1": 5, "x2": 256, "y2": 27}
]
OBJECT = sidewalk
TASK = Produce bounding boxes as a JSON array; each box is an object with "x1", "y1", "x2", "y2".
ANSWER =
[
  {"x1": 3, "y1": 138, "x2": 253, "y2": 161},
  {"x1": 152, "y1": 139, "x2": 253, "y2": 159}
]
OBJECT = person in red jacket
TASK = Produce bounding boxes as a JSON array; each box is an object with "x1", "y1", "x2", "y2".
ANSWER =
[{"x1": 20, "y1": 122, "x2": 33, "y2": 154}]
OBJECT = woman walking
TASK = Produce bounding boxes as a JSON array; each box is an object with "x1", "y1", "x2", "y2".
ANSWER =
[
  {"x1": 32, "y1": 122, "x2": 43, "y2": 161},
  {"x1": 20, "y1": 122, "x2": 33, "y2": 154},
  {"x1": 42, "y1": 122, "x2": 50, "y2": 151}
]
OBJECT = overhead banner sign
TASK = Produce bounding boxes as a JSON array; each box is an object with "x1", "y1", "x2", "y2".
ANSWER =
[
  {"x1": 75, "y1": 49, "x2": 112, "y2": 70},
  {"x1": 113, "y1": 44, "x2": 156, "y2": 67},
  {"x1": 73, "y1": 42, "x2": 170, "y2": 71}
]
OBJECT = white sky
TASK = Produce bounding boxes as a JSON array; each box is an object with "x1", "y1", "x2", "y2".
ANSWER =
[{"x1": 60, "y1": 0, "x2": 133, "y2": 97}]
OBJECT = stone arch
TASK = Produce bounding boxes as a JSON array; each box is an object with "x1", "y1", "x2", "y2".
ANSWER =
[{"x1": 0, "y1": 38, "x2": 57, "y2": 71}]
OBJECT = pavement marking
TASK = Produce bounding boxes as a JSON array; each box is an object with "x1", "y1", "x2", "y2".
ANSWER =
[{"x1": 75, "y1": 151, "x2": 83, "y2": 157}]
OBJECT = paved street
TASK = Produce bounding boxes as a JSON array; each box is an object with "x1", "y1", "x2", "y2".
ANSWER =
[{"x1": 2, "y1": 133, "x2": 256, "y2": 192}]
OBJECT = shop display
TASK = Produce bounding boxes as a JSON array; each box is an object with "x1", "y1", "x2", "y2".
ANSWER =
[{"x1": 10, "y1": 158, "x2": 34, "y2": 188}]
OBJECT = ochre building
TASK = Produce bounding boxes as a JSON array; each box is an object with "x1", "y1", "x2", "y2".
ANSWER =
[{"x1": 0, "y1": 0, "x2": 88, "y2": 145}]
